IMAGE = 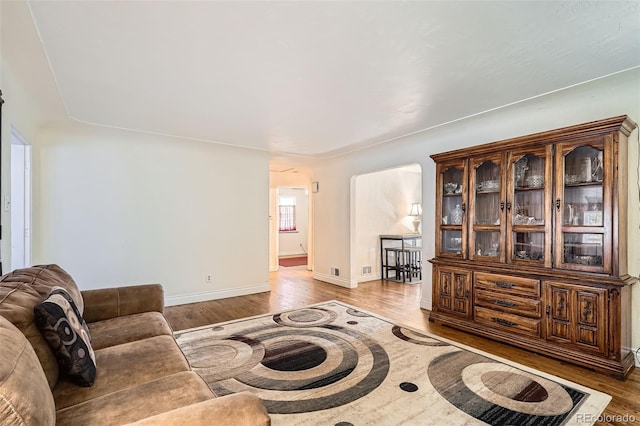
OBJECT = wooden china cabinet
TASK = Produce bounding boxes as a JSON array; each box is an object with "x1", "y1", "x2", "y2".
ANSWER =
[{"x1": 429, "y1": 116, "x2": 637, "y2": 379}]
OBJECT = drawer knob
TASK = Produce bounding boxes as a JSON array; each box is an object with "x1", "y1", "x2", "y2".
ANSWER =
[
  {"x1": 495, "y1": 281, "x2": 514, "y2": 289},
  {"x1": 495, "y1": 300, "x2": 516, "y2": 308},
  {"x1": 492, "y1": 317, "x2": 516, "y2": 327}
]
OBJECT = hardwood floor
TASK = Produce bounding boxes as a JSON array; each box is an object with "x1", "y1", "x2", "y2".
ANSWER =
[{"x1": 165, "y1": 267, "x2": 640, "y2": 425}]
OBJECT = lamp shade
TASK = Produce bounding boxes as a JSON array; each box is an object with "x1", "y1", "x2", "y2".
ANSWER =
[{"x1": 409, "y1": 203, "x2": 422, "y2": 216}]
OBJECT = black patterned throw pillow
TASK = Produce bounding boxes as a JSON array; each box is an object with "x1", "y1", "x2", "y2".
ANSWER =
[{"x1": 34, "y1": 286, "x2": 97, "y2": 386}]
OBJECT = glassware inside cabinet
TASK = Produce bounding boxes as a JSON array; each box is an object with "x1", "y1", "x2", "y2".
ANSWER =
[
  {"x1": 474, "y1": 231, "x2": 500, "y2": 257},
  {"x1": 475, "y1": 161, "x2": 500, "y2": 192},
  {"x1": 442, "y1": 230, "x2": 463, "y2": 254},
  {"x1": 512, "y1": 154, "x2": 545, "y2": 225},
  {"x1": 564, "y1": 146, "x2": 603, "y2": 184},
  {"x1": 563, "y1": 146, "x2": 604, "y2": 227},
  {"x1": 563, "y1": 187, "x2": 603, "y2": 226},
  {"x1": 514, "y1": 154, "x2": 545, "y2": 189},
  {"x1": 514, "y1": 156, "x2": 529, "y2": 188},
  {"x1": 512, "y1": 232, "x2": 545, "y2": 261},
  {"x1": 513, "y1": 191, "x2": 544, "y2": 225},
  {"x1": 441, "y1": 167, "x2": 463, "y2": 225},
  {"x1": 563, "y1": 233, "x2": 603, "y2": 266}
]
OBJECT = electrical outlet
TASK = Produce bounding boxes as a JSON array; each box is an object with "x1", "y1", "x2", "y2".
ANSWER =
[
  {"x1": 331, "y1": 267, "x2": 340, "y2": 276},
  {"x1": 362, "y1": 266, "x2": 372, "y2": 274},
  {"x1": 205, "y1": 274, "x2": 213, "y2": 283}
]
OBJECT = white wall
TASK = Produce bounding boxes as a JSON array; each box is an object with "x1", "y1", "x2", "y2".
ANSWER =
[
  {"x1": 33, "y1": 122, "x2": 271, "y2": 305},
  {"x1": 0, "y1": 1, "x2": 68, "y2": 272},
  {"x1": 313, "y1": 68, "x2": 640, "y2": 357},
  {"x1": 353, "y1": 164, "x2": 421, "y2": 283},
  {"x1": 1, "y1": 3, "x2": 272, "y2": 305}
]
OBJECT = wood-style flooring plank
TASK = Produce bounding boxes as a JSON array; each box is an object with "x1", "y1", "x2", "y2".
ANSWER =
[{"x1": 165, "y1": 267, "x2": 640, "y2": 425}]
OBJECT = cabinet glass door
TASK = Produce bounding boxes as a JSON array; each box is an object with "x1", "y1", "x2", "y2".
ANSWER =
[
  {"x1": 507, "y1": 147, "x2": 552, "y2": 267},
  {"x1": 469, "y1": 155, "x2": 504, "y2": 261},
  {"x1": 555, "y1": 138, "x2": 611, "y2": 273},
  {"x1": 437, "y1": 162, "x2": 467, "y2": 258}
]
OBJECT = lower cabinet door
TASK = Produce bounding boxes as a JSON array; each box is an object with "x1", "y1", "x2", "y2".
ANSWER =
[
  {"x1": 434, "y1": 266, "x2": 472, "y2": 318},
  {"x1": 544, "y1": 281, "x2": 608, "y2": 355}
]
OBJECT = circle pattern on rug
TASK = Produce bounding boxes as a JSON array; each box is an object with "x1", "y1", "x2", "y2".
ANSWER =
[
  {"x1": 399, "y1": 382, "x2": 419, "y2": 392},
  {"x1": 180, "y1": 335, "x2": 265, "y2": 381},
  {"x1": 481, "y1": 371, "x2": 548, "y2": 403},
  {"x1": 392, "y1": 325, "x2": 450, "y2": 346},
  {"x1": 461, "y1": 362, "x2": 574, "y2": 415},
  {"x1": 188, "y1": 309, "x2": 390, "y2": 414},
  {"x1": 429, "y1": 350, "x2": 585, "y2": 424},
  {"x1": 273, "y1": 307, "x2": 338, "y2": 328},
  {"x1": 261, "y1": 340, "x2": 328, "y2": 371},
  {"x1": 346, "y1": 308, "x2": 370, "y2": 317}
]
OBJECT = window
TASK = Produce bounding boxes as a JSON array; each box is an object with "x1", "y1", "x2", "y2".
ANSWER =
[{"x1": 279, "y1": 196, "x2": 296, "y2": 232}]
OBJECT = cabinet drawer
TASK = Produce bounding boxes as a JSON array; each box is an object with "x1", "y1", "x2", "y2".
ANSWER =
[
  {"x1": 474, "y1": 272, "x2": 540, "y2": 297},
  {"x1": 474, "y1": 289, "x2": 541, "y2": 318},
  {"x1": 474, "y1": 306, "x2": 541, "y2": 338}
]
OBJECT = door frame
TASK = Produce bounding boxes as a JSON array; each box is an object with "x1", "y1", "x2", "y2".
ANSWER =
[{"x1": 10, "y1": 126, "x2": 32, "y2": 270}]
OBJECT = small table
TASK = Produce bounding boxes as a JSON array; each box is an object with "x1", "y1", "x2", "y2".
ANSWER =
[{"x1": 380, "y1": 234, "x2": 422, "y2": 283}]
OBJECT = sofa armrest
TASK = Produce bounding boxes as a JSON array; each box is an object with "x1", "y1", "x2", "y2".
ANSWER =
[
  {"x1": 81, "y1": 284, "x2": 164, "y2": 323},
  {"x1": 126, "y1": 392, "x2": 270, "y2": 426}
]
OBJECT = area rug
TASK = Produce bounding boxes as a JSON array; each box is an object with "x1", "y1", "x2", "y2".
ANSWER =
[
  {"x1": 278, "y1": 256, "x2": 307, "y2": 267},
  {"x1": 175, "y1": 301, "x2": 611, "y2": 425}
]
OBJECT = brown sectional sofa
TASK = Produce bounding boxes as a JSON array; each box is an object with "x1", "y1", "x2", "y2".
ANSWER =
[{"x1": 0, "y1": 264, "x2": 271, "y2": 425}]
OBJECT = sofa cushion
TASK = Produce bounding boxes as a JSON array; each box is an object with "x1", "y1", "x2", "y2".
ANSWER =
[
  {"x1": 53, "y1": 335, "x2": 190, "y2": 409},
  {"x1": 88, "y1": 311, "x2": 173, "y2": 350},
  {"x1": 55, "y1": 371, "x2": 214, "y2": 425},
  {"x1": 34, "y1": 287, "x2": 96, "y2": 387},
  {"x1": 0, "y1": 264, "x2": 84, "y2": 388},
  {"x1": 0, "y1": 315, "x2": 56, "y2": 426},
  {"x1": 128, "y1": 392, "x2": 271, "y2": 426},
  {"x1": 81, "y1": 284, "x2": 164, "y2": 323}
]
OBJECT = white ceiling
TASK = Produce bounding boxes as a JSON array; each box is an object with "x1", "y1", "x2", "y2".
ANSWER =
[{"x1": 28, "y1": 1, "x2": 640, "y2": 157}]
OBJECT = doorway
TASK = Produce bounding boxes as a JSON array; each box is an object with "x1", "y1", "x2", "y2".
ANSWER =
[
  {"x1": 10, "y1": 126, "x2": 32, "y2": 270},
  {"x1": 351, "y1": 163, "x2": 422, "y2": 284},
  {"x1": 268, "y1": 164, "x2": 314, "y2": 272},
  {"x1": 277, "y1": 187, "x2": 309, "y2": 268}
]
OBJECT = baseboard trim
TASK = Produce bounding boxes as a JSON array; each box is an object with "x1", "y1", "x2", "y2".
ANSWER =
[
  {"x1": 313, "y1": 272, "x2": 357, "y2": 288},
  {"x1": 420, "y1": 297, "x2": 432, "y2": 311},
  {"x1": 355, "y1": 273, "x2": 378, "y2": 283},
  {"x1": 165, "y1": 283, "x2": 271, "y2": 307}
]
